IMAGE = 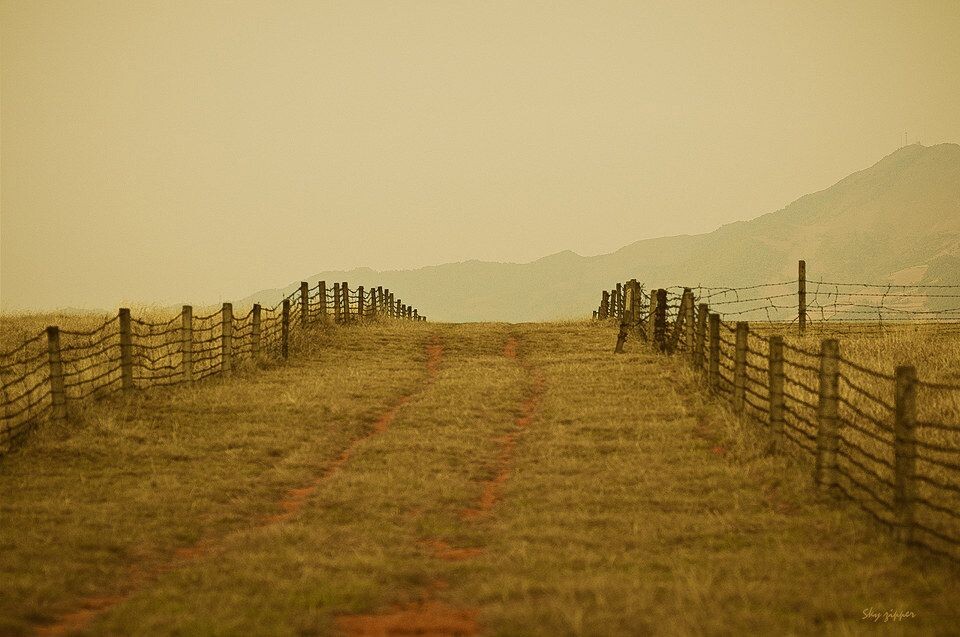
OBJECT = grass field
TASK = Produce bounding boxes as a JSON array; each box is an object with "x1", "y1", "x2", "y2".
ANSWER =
[{"x1": 1, "y1": 320, "x2": 959, "y2": 635}]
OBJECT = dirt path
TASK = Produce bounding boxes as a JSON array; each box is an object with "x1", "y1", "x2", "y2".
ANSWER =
[{"x1": 334, "y1": 334, "x2": 545, "y2": 636}]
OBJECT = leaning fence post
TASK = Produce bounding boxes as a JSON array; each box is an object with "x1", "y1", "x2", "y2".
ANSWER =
[
  {"x1": 708, "y1": 313, "x2": 720, "y2": 390},
  {"x1": 318, "y1": 281, "x2": 327, "y2": 325},
  {"x1": 647, "y1": 291, "x2": 659, "y2": 342},
  {"x1": 768, "y1": 336, "x2": 785, "y2": 450},
  {"x1": 296, "y1": 282, "x2": 306, "y2": 327},
  {"x1": 181, "y1": 305, "x2": 193, "y2": 382},
  {"x1": 119, "y1": 308, "x2": 133, "y2": 392},
  {"x1": 734, "y1": 322, "x2": 748, "y2": 411},
  {"x1": 221, "y1": 303, "x2": 233, "y2": 376},
  {"x1": 357, "y1": 286, "x2": 365, "y2": 319},
  {"x1": 893, "y1": 365, "x2": 918, "y2": 543},
  {"x1": 695, "y1": 303, "x2": 708, "y2": 369},
  {"x1": 654, "y1": 289, "x2": 668, "y2": 351},
  {"x1": 251, "y1": 304, "x2": 262, "y2": 360},
  {"x1": 46, "y1": 326, "x2": 67, "y2": 423},
  {"x1": 799, "y1": 259, "x2": 807, "y2": 336},
  {"x1": 815, "y1": 338, "x2": 840, "y2": 491},
  {"x1": 281, "y1": 299, "x2": 290, "y2": 359}
]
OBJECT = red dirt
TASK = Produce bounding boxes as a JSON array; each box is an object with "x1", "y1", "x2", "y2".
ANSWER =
[
  {"x1": 335, "y1": 600, "x2": 479, "y2": 636},
  {"x1": 423, "y1": 539, "x2": 484, "y2": 561},
  {"x1": 33, "y1": 337, "x2": 444, "y2": 637}
]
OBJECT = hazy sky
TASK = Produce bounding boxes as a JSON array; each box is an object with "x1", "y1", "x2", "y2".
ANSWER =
[{"x1": 2, "y1": 1, "x2": 959, "y2": 311}]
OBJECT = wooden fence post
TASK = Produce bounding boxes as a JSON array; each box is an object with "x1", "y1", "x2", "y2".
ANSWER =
[
  {"x1": 281, "y1": 299, "x2": 290, "y2": 359},
  {"x1": 615, "y1": 283, "x2": 623, "y2": 318},
  {"x1": 799, "y1": 259, "x2": 807, "y2": 336},
  {"x1": 654, "y1": 289, "x2": 668, "y2": 351},
  {"x1": 370, "y1": 288, "x2": 378, "y2": 318},
  {"x1": 119, "y1": 308, "x2": 133, "y2": 392},
  {"x1": 46, "y1": 326, "x2": 67, "y2": 423},
  {"x1": 318, "y1": 281, "x2": 327, "y2": 325},
  {"x1": 333, "y1": 283, "x2": 342, "y2": 323},
  {"x1": 734, "y1": 321, "x2": 748, "y2": 411},
  {"x1": 358, "y1": 286, "x2": 365, "y2": 320},
  {"x1": 181, "y1": 305, "x2": 193, "y2": 382},
  {"x1": 341, "y1": 281, "x2": 350, "y2": 322},
  {"x1": 615, "y1": 283, "x2": 636, "y2": 353},
  {"x1": 221, "y1": 303, "x2": 233, "y2": 376},
  {"x1": 600, "y1": 291, "x2": 610, "y2": 320},
  {"x1": 768, "y1": 336, "x2": 785, "y2": 451},
  {"x1": 695, "y1": 303, "x2": 708, "y2": 369},
  {"x1": 648, "y1": 290, "x2": 659, "y2": 342},
  {"x1": 894, "y1": 365, "x2": 917, "y2": 543},
  {"x1": 815, "y1": 338, "x2": 840, "y2": 491},
  {"x1": 684, "y1": 289, "x2": 695, "y2": 353},
  {"x1": 407, "y1": 306, "x2": 413, "y2": 320},
  {"x1": 300, "y1": 282, "x2": 309, "y2": 327},
  {"x1": 413, "y1": 309, "x2": 419, "y2": 321},
  {"x1": 378, "y1": 286, "x2": 385, "y2": 313},
  {"x1": 251, "y1": 304, "x2": 261, "y2": 359},
  {"x1": 708, "y1": 313, "x2": 720, "y2": 390}
]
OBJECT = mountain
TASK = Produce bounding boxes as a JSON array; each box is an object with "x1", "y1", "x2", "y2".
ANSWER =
[{"x1": 240, "y1": 143, "x2": 960, "y2": 322}]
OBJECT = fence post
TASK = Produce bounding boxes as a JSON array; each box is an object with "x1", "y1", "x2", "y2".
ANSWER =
[
  {"x1": 647, "y1": 290, "x2": 659, "y2": 342},
  {"x1": 708, "y1": 313, "x2": 720, "y2": 390},
  {"x1": 654, "y1": 289, "x2": 668, "y2": 351},
  {"x1": 281, "y1": 299, "x2": 290, "y2": 359},
  {"x1": 333, "y1": 283, "x2": 342, "y2": 323},
  {"x1": 357, "y1": 286, "x2": 365, "y2": 320},
  {"x1": 799, "y1": 259, "x2": 807, "y2": 336},
  {"x1": 684, "y1": 289, "x2": 695, "y2": 354},
  {"x1": 119, "y1": 308, "x2": 133, "y2": 392},
  {"x1": 221, "y1": 303, "x2": 233, "y2": 376},
  {"x1": 300, "y1": 282, "x2": 309, "y2": 327},
  {"x1": 815, "y1": 338, "x2": 840, "y2": 491},
  {"x1": 378, "y1": 286, "x2": 385, "y2": 313},
  {"x1": 893, "y1": 365, "x2": 917, "y2": 543},
  {"x1": 318, "y1": 281, "x2": 327, "y2": 325},
  {"x1": 600, "y1": 291, "x2": 610, "y2": 320},
  {"x1": 615, "y1": 283, "x2": 636, "y2": 353},
  {"x1": 734, "y1": 322, "x2": 748, "y2": 411},
  {"x1": 370, "y1": 288, "x2": 378, "y2": 318},
  {"x1": 251, "y1": 304, "x2": 261, "y2": 360},
  {"x1": 181, "y1": 305, "x2": 193, "y2": 382},
  {"x1": 614, "y1": 283, "x2": 622, "y2": 318},
  {"x1": 695, "y1": 303, "x2": 708, "y2": 369},
  {"x1": 768, "y1": 336, "x2": 785, "y2": 451},
  {"x1": 388, "y1": 292, "x2": 395, "y2": 318},
  {"x1": 46, "y1": 326, "x2": 67, "y2": 423},
  {"x1": 341, "y1": 281, "x2": 350, "y2": 322}
]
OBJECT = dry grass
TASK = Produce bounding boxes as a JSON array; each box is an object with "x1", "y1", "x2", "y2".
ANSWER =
[{"x1": 0, "y1": 319, "x2": 958, "y2": 635}]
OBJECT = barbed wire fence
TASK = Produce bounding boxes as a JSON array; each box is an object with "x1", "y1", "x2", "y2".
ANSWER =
[
  {"x1": 595, "y1": 262, "x2": 960, "y2": 563},
  {"x1": 0, "y1": 281, "x2": 425, "y2": 455}
]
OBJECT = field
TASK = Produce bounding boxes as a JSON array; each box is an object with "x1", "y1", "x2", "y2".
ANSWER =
[{"x1": 1, "y1": 318, "x2": 959, "y2": 635}]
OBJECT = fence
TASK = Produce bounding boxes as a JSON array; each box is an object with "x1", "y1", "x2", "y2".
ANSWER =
[
  {"x1": 596, "y1": 272, "x2": 960, "y2": 563},
  {"x1": 0, "y1": 281, "x2": 425, "y2": 455}
]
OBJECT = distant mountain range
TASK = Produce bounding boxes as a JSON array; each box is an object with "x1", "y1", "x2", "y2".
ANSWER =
[{"x1": 240, "y1": 143, "x2": 960, "y2": 322}]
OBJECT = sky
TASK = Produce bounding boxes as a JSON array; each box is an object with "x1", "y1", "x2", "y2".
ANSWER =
[{"x1": 2, "y1": 0, "x2": 959, "y2": 311}]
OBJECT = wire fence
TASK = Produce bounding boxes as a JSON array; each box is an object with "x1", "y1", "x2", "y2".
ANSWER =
[
  {"x1": 598, "y1": 273, "x2": 960, "y2": 563},
  {"x1": 0, "y1": 281, "x2": 424, "y2": 455}
]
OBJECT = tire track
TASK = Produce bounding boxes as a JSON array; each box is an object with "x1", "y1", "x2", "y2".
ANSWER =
[
  {"x1": 335, "y1": 335, "x2": 545, "y2": 636},
  {"x1": 34, "y1": 336, "x2": 444, "y2": 637}
]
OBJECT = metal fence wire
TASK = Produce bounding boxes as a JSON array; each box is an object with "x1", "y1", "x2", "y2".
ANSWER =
[{"x1": 0, "y1": 281, "x2": 425, "y2": 455}]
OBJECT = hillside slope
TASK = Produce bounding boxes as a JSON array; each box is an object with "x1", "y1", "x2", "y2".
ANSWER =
[{"x1": 242, "y1": 143, "x2": 960, "y2": 322}]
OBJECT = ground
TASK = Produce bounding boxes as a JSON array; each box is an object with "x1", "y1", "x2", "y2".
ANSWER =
[{"x1": 0, "y1": 321, "x2": 957, "y2": 636}]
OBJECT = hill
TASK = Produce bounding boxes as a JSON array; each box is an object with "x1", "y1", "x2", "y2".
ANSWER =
[{"x1": 241, "y1": 143, "x2": 960, "y2": 322}]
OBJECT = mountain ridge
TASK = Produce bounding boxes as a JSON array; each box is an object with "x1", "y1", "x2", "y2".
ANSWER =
[{"x1": 240, "y1": 142, "x2": 960, "y2": 322}]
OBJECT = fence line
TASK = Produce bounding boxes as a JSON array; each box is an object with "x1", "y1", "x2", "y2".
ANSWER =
[
  {"x1": 596, "y1": 269, "x2": 960, "y2": 562},
  {"x1": 0, "y1": 281, "x2": 425, "y2": 454}
]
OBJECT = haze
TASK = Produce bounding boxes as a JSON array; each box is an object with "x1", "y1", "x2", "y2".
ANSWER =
[{"x1": 2, "y1": 1, "x2": 960, "y2": 311}]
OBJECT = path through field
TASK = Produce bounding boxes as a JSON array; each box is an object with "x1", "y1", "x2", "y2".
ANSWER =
[{"x1": 2, "y1": 322, "x2": 958, "y2": 635}]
